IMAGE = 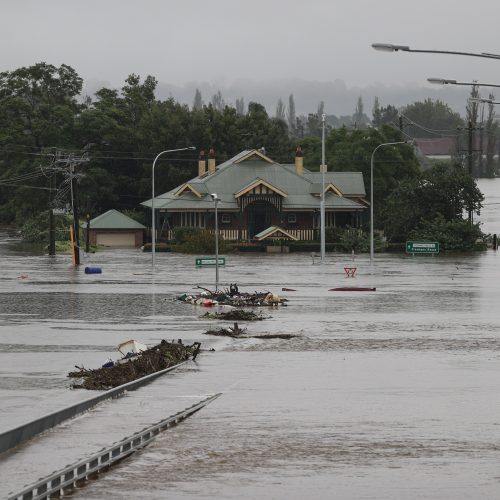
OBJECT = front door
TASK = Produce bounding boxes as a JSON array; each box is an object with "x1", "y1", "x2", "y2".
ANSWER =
[{"x1": 248, "y1": 201, "x2": 273, "y2": 239}]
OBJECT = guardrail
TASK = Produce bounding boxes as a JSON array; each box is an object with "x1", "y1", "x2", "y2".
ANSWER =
[
  {"x1": 7, "y1": 393, "x2": 221, "y2": 500},
  {"x1": 0, "y1": 361, "x2": 187, "y2": 455}
]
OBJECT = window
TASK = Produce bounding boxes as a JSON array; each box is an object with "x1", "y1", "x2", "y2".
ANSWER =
[
  {"x1": 287, "y1": 213, "x2": 297, "y2": 224},
  {"x1": 221, "y1": 213, "x2": 231, "y2": 224}
]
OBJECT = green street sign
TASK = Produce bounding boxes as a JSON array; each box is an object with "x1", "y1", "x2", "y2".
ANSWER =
[
  {"x1": 195, "y1": 257, "x2": 226, "y2": 267},
  {"x1": 406, "y1": 241, "x2": 440, "y2": 254}
]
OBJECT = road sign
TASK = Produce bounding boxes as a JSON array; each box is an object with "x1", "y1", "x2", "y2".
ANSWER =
[
  {"x1": 406, "y1": 241, "x2": 440, "y2": 254},
  {"x1": 195, "y1": 257, "x2": 226, "y2": 267}
]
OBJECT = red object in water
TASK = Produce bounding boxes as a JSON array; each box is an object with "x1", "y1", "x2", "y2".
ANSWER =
[
  {"x1": 282, "y1": 287, "x2": 296, "y2": 291},
  {"x1": 329, "y1": 287, "x2": 376, "y2": 292}
]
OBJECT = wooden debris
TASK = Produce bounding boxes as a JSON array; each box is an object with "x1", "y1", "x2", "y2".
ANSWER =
[
  {"x1": 201, "y1": 309, "x2": 265, "y2": 321},
  {"x1": 68, "y1": 340, "x2": 201, "y2": 390},
  {"x1": 178, "y1": 284, "x2": 288, "y2": 307},
  {"x1": 203, "y1": 323, "x2": 297, "y2": 340}
]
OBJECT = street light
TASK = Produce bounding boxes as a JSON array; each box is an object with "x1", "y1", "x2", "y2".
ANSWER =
[
  {"x1": 210, "y1": 193, "x2": 220, "y2": 291},
  {"x1": 370, "y1": 141, "x2": 406, "y2": 265},
  {"x1": 320, "y1": 113, "x2": 326, "y2": 262},
  {"x1": 152, "y1": 147, "x2": 195, "y2": 267},
  {"x1": 372, "y1": 43, "x2": 500, "y2": 60},
  {"x1": 428, "y1": 78, "x2": 500, "y2": 88},
  {"x1": 469, "y1": 97, "x2": 500, "y2": 105}
]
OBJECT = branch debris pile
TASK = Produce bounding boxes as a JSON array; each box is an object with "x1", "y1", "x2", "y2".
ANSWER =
[{"x1": 68, "y1": 340, "x2": 201, "y2": 390}]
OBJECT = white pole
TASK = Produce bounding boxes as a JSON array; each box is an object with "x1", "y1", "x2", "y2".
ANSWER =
[
  {"x1": 151, "y1": 147, "x2": 196, "y2": 267},
  {"x1": 320, "y1": 113, "x2": 326, "y2": 262},
  {"x1": 370, "y1": 141, "x2": 406, "y2": 265},
  {"x1": 214, "y1": 198, "x2": 219, "y2": 291}
]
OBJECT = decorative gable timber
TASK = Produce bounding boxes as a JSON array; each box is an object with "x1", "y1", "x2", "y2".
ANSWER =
[
  {"x1": 235, "y1": 179, "x2": 288, "y2": 199},
  {"x1": 312, "y1": 183, "x2": 343, "y2": 197},
  {"x1": 233, "y1": 149, "x2": 275, "y2": 165},
  {"x1": 254, "y1": 226, "x2": 298, "y2": 241},
  {"x1": 175, "y1": 183, "x2": 203, "y2": 198}
]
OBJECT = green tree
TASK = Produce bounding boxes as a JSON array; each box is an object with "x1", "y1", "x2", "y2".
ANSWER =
[
  {"x1": 402, "y1": 98, "x2": 463, "y2": 138},
  {"x1": 287, "y1": 94, "x2": 296, "y2": 136},
  {"x1": 0, "y1": 63, "x2": 83, "y2": 223},
  {"x1": 193, "y1": 88, "x2": 203, "y2": 111},
  {"x1": 382, "y1": 161, "x2": 484, "y2": 243},
  {"x1": 372, "y1": 97, "x2": 382, "y2": 127},
  {"x1": 275, "y1": 98, "x2": 286, "y2": 121},
  {"x1": 352, "y1": 96, "x2": 370, "y2": 129}
]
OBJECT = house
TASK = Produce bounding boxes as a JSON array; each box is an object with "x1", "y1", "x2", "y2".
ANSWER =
[
  {"x1": 84, "y1": 209, "x2": 146, "y2": 247},
  {"x1": 141, "y1": 149, "x2": 367, "y2": 241}
]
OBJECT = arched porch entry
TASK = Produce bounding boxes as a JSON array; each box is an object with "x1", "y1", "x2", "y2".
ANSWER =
[{"x1": 246, "y1": 200, "x2": 278, "y2": 239}]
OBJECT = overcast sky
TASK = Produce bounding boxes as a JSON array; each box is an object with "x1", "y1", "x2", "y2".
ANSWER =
[{"x1": 3, "y1": 0, "x2": 500, "y2": 98}]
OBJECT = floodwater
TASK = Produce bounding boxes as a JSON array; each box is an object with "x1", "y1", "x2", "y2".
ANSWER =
[{"x1": 1, "y1": 179, "x2": 500, "y2": 499}]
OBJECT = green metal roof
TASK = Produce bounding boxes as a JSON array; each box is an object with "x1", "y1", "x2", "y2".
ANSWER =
[
  {"x1": 89, "y1": 209, "x2": 146, "y2": 229},
  {"x1": 141, "y1": 150, "x2": 367, "y2": 211}
]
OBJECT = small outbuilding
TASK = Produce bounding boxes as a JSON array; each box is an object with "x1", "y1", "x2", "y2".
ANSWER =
[{"x1": 85, "y1": 209, "x2": 145, "y2": 247}]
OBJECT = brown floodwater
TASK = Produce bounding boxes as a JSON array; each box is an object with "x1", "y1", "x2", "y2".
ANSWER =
[{"x1": 1, "y1": 179, "x2": 500, "y2": 499}]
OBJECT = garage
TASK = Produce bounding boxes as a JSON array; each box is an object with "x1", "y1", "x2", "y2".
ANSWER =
[
  {"x1": 96, "y1": 232, "x2": 136, "y2": 247},
  {"x1": 85, "y1": 209, "x2": 146, "y2": 248}
]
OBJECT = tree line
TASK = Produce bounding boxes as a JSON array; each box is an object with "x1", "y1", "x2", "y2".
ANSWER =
[{"x1": 0, "y1": 63, "x2": 486, "y2": 250}]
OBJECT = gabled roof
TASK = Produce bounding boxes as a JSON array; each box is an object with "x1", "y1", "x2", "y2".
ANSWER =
[
  {"x1": 140, "y1": 149, "x2": 367, "y2": 211},
  {"x1": 233, "y1": 149, "x2": 275, "y2": 165},
  {"x1": 254, "y1": 226, "x2": 298, "y2": 241},
  {"x1": 89, "y1": 209, "x2": 146, "y2": 229},
  {"x1": 306, "y1": 172, "x2": 365, "y2": 196},
  {"x1": 175, "y1": 183, "x2": 204, "y2": 198},
  {"x1": 310, "y1": 182, "x2": 343, "y2": 196},
  {"x1": 235, "y1": 178, "x2": 288, "y2": 198}
]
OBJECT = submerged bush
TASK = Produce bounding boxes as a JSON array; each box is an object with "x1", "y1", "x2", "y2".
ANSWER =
[
  {"x1": 176, "y1": 229, "x2": 228, "y2": 254},
  {"x1": 409, "y1": 215, "x2": 486, "y2": 251}
]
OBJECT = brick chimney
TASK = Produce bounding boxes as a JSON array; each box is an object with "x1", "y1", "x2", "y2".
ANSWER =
[
  {"x1": 295, "y1": 146, "x2": 304, "y2": 176},
  {"x1": 208, "y1": 147, "x2": 216, "y2": 175},
  {"x1": 198, "y1": 149, "x2": 207, "y2": 176}
]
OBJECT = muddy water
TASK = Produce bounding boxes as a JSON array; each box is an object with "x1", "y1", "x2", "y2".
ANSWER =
[{"x1": 1, "y1": 179, "x2": 500, "y2": 499}]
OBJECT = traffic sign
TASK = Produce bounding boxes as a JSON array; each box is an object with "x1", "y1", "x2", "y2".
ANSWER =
[
  {"x1": 195, "y1": 257, "x2": 226, "y2": 267},
  {"x1": 406, "y1": 241, "x2": 440, "y2": 254}
]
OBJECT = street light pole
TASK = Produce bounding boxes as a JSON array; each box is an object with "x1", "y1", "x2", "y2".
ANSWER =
[
  {"x1": 372, "y1": 43, "x2": 500, "y2": 60},
  {"x1": 151, "y1": 147, "x2": 195, "y2": 267},
  {"x1": 320, "y1": 113, "x2": 326, "y2": 262},
  {"x1": 211, "y1": 193, "x2": 220, "y2": 291},
  {"x1": 428, "y1": 78, "x2": 500, "y2": 88},
  {"x1": 370, "y1": 141, "x2": 406, "y2": 265}
]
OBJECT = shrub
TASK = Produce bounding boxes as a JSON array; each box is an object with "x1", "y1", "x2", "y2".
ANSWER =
[
  {"x1": 409, "y1": 215, "x2": 486, "y2": 251},
  {"x1": 172, "y1": 227, "x2": 203, "y2": 243},
  {"x1": 21, "y1": 211, "x2": 73, "y2": 243},
  {"x1": 177, "y1": 229, "x2": 228, "y2": 254}
]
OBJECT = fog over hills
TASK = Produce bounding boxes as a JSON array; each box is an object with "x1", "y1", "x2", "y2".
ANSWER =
[{"x1": 83, "y1": 78, "x2": 474, "y2": 119}]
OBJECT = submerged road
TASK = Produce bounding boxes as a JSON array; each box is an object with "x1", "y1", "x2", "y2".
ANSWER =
[{"x1": 1, "y1": 178, "x2": 500, "y2": 498}]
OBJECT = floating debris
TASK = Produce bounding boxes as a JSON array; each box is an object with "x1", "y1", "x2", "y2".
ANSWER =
[
  {"x1": 68, "y1": 340, "x2": 201, "y2": 390},
  {"x1": 204, "y1": 322, "x2": 247, "y2": 337},
  {"x1": 203, "y1": 322, "x2": 297, "y2": 340},
  {"x1": 178, "y1": 284, "x2": 287, "y2": 307},
  {"x1": 328, "y1": 287, "x2": 376, "y2": 292},
  {"x1": 201, "y1": 309, "x2": 265, "y2": 321}
]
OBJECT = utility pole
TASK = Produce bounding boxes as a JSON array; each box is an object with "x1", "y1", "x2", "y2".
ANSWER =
[
  {"x1": 54, "y1": 151, "x2": 89, "y2": 265},
  {"x1": 458, "y1": 122, "x2": 479, "y2": 224},
  {"x1": 70, "y1": 156, "x2": 81, "y2": 264},
  {"x1": 467, "y1": 121, "x2": 474, "y2": 223},
  {"x1": 48, "y1": 168, "x2": 56, "y2": 256}
]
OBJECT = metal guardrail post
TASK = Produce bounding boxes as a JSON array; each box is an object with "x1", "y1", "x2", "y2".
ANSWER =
[{"x1": 7, "y1": 393, "x2": 221, "y2": 500}]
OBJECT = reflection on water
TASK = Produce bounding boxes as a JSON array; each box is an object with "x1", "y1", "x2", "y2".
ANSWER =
[{"x1": 1, "y1": 179, "x2": 500, "y2": 499}]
